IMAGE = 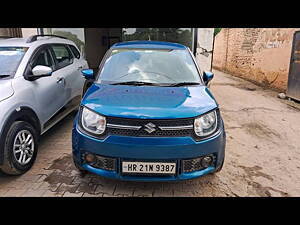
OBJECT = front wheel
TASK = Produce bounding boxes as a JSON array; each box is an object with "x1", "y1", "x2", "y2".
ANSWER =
[
  {"x1": 214, "y1": 157, "x2": 225, "y2": 173},
  {"x1": 0, "y1": 121, "x2": 38, "y2": 175}
]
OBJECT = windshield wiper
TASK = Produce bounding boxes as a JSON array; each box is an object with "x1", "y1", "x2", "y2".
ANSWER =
[
  {"x1": 110, "y1": 81, "x2": 164, "y2": 86},
  {"x1": 168, "y1": 82, "x2": 201, "y2": 87},
  {"x1": 109, "y1": 81, "x2": 201, "y2": 87}
]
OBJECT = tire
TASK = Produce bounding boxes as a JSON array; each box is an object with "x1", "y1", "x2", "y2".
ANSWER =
[
  {"x1": 0, "y1": 121, "x2": 38, "y2": 175},
  {"x1": 215, "y1": 157, "x2": 225, "y2": 173}
]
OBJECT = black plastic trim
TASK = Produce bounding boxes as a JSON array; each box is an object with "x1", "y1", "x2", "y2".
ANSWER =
[{"x1": 26, "y1": 35, "x2": 68, "y2": 43}]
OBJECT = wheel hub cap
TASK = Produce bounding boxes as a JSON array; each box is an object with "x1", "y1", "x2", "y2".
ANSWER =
[{"x1": 13, "y1": 130, "x2": 35, "y2": 165}]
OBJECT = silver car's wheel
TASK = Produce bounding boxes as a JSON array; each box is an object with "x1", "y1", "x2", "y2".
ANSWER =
[
  {"x1": 13, "y1": 130, "x2": 35, "y2": 165},
  {"x1": 0, "y1": 121, "x2": 38, "y2": 175}
]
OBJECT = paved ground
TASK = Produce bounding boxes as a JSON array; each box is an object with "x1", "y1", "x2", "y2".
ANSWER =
[{"x1": 0, "y1": 69, "x2": 300, "y2": 197}]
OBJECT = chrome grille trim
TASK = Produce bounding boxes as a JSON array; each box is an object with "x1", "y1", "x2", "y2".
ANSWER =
[
  {"x1": 159, "y1": 125, "x2": 193, "y2": 130},
  {"x1": 107, "y1": 124, "x2": 193, "y2": 131},
  {"x1": 106, "y1": 123, "x2": 142, "y2": 130}
]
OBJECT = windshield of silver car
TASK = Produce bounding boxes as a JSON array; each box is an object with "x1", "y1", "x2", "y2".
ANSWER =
[{"x1": 0, "y1": 47, "x2": 28, "y2": 78}]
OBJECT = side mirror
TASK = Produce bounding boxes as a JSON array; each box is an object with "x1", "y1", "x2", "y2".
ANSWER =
[
  {"x1": 81, "y1": 69, "x2": 94, "y2": 80},
  {"x1": 27, "y1": 65, "x2": 52, "y2": 81},
  {"x1": 32, "y1": 65, "x2": 52, "y2": 76},
  {"x1": 203, "y1": 71, "x2": 214, "y2": 86}
]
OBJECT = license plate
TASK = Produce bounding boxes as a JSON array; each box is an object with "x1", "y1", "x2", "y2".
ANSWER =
[{"x1": 122, "y1": 161, "x2": 176, "y2": 174}]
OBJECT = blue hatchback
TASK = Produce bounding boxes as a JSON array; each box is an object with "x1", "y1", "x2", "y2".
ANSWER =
[{"x1": 72, "y1": 41, "x2": 226, "y2": 181}]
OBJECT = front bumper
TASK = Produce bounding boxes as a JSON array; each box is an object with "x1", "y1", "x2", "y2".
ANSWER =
[{"x1": 72, "y1": 118, "x2": 226, "y2": 181}]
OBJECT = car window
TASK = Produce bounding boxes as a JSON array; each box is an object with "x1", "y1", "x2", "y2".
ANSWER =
[
  {"x1": 51, "y1": 44, "x2": 73, "y2": 69},
  {"x1": 97, "y1": 48, "x2": 201, "y2": 84},
  {"x1": 31, "y1": 48, "x2": 54, "y2": 69},
  {"x1": 69, "y1": 45, "x2": 80, "y2": 59}
]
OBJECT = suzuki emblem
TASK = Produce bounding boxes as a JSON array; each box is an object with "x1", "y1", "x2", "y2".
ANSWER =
[{"x1": 144, "y1": 122, "x2": 156, "y2": 133}]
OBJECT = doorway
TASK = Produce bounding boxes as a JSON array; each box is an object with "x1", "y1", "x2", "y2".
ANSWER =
[
  {"x1": 287, "y1": 31, "x2": 300, "y2": 101},
  {"x1": 84, "y1": 28, "x2": 122, "y2": 74}
]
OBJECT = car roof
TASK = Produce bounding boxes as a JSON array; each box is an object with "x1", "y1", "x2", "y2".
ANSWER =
[
  {"x1": 111, "y1": 41, "x2": 187, "y2": 50},
  {"x1": 0, "y1": 36, "x2": 75, "y2": 48}
]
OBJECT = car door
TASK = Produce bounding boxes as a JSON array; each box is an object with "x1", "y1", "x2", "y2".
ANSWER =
[
  {"x1": 49, "y1": 44, "x2": 85, "y2": 108},
  {"x1": 68, "y1": 44, "x2": 88, "y2": 98},
  {"x1": 23, "y1": 45, "x2": 66, "y2": 126}
]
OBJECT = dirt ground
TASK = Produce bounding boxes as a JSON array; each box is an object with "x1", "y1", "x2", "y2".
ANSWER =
[{"x1": 0, "y1": 69, "x2": 299, "y2": 197}]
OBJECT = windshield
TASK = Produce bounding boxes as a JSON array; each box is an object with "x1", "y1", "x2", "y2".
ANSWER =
[
  {"x1": 0, "y1": 47, "x2": 28, "y2": 77},
  {"x1": 97, "y1": 48, "x2": 202, "y2": 85}
]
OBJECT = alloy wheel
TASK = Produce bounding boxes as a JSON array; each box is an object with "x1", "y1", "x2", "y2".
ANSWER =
[{"x1": 13, "y1": 130, "x2": 35, "y2": 165}]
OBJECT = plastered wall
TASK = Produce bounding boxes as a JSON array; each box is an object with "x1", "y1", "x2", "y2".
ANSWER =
[{"x1": 213, "y1": 28, "x2": 300, "y2": 91}]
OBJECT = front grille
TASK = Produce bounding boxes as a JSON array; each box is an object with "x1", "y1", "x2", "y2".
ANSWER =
[
  {"x1": 107, "y1": 117, "x2": 193, "y2": 127},
  {"x1": 106, "y1": 117, "x2": 194, "y2": 137},
  {"x1": 107, "y1": 127, "x2": 192, "y2": 137}
]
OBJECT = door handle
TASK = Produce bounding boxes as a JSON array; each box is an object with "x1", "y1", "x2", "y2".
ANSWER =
[{"x1": 56, "y1": 77, "x2": 64, "y2": 83}]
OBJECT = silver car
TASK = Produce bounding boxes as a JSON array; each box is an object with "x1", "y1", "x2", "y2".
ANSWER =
[{"x1": 0, "y1": 35, "x2": 88, "y2": 175}]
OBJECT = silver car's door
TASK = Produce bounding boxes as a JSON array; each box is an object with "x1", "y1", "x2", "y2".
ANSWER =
[
  {"x1": 49, "y1": 44, "x2": 85, "y2": 108},
  {"x1": 68, "y1": 44, "x2": 88, "y2": 98},
  {"x1": 23, "y1": 46, "x2": 65, "y2": 125}
]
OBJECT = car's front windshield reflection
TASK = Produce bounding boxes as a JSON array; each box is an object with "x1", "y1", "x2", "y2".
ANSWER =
[{"x1": 97, "y1": 48, "x2": 202, "y2": 85}]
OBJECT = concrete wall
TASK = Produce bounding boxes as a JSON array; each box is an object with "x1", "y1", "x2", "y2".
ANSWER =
[
  {"x1": 84, "y1": 28, "x2": 122, "y2": 70},
  {"x1": 0, "y1": 28, "x2": 36, "y2": 38},
  {"x1": 213, "y1": 28, "x2": 300, "y2": 91},
  {"x1": 0, "y1": 28, "x2": 10, "y2": 37},
  {"x1": 21, "y1": 28, "x2": 38, "y2": 38},
  {"x1": 0, "y1": 28, "x2": 22, "y2": 38},
  {"x1": 84, "y1": 28, "x2": 109, "y2": 70}
]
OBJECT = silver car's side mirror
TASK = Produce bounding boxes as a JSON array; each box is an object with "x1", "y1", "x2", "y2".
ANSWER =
[{"x1": 32, "y1": 65, "x2": 53, "y2": 76}]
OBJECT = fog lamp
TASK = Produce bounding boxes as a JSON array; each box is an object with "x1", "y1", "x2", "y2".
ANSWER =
[
  {"x1": 201, "y1": 156, "x2": 213, "y2": 168},
  {"x1": 85, "y1": 153, "x2": 96, "y2": 163}
]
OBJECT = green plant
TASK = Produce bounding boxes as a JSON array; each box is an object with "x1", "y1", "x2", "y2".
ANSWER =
[{"x1": 214, "y1": 28, "x2": 222, "y2": 36}]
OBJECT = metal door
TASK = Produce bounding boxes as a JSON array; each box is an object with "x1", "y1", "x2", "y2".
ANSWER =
[
  {"x1": 21, "y1": 46, "x2": 66, "y2": 124},
  {"x1": 287, "y1": 31, "x2": 300, "y2": 101}
]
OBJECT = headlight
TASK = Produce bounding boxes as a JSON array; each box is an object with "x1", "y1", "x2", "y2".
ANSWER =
[
  {"x1": 194, "y1": 110, "x2": 217, "y2": 137},
  {"x1": 81, "y1": 107, "x2": 106, "y2": 135}
]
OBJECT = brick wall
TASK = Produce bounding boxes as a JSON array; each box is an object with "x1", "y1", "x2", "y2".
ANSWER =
[{"x1": 213, "y1": 28, "x2": 300, "y2": 91}]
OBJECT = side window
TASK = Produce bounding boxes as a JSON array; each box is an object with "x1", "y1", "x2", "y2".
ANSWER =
[
  {"x1": 69, "y1": 45, "x2": 80, "y2": 59},
  {"x1": 30, "y1": 48, "x2": 54, "y2": 72},
  {"x1": 50, "y1": 44, "x2": 73, "y2": 69}
]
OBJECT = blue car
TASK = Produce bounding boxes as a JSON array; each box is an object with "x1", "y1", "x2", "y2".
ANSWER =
[{"x1": 72, "y1": 41, "x2": 226, "y2": 181}]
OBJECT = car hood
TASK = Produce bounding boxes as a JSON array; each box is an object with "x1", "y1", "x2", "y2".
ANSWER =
[
  {"x1": 0, "y1": 79, "x2": 14, "y2": 102},
  {"x1": 82, "y1": 84, "x2": 218, "y2": 119}
]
